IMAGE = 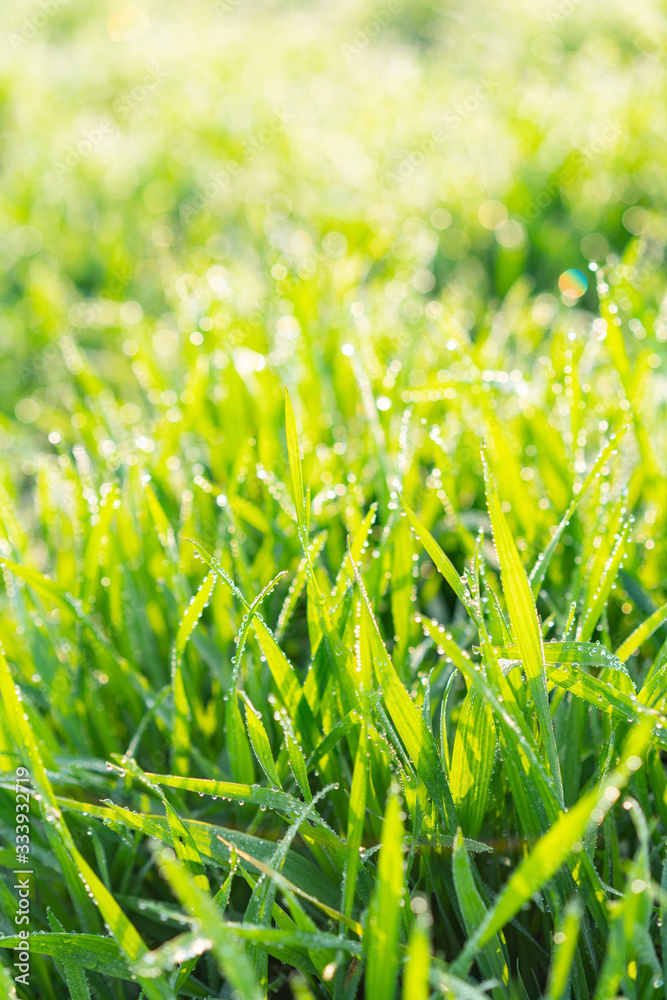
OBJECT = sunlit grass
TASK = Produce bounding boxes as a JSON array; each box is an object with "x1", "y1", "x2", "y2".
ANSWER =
[{"x1": 0, "y1": 0, "x2": 666, "y2": 997}]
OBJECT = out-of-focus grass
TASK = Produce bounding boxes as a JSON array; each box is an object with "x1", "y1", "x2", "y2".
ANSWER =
[{"x1": 0, "y1": 0, "x2": 666, "y2": 998}]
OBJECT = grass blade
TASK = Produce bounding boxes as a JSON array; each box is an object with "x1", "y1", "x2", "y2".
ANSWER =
[
  {"x1": 153, "y1": 842, "x2": 261, "y2": 1000},
  {"x1": 365, "y1": 790, "x2": 405, "y2": 1000},
  {"x1": 0, "y1": 647, "x2": 175, "y2": 1000},
  {"x1": 242, "y1": 692, "x2": 282, "y2": 789},
  {"x1": 529, "y1": 429, "x2": 627, "y2": 594},
  {"x1": 615, "y1": 602, "x2": 667, "y2": 663},
  {"x1": 355, "y1": 564, "x2": 458, "y2": 831},
  {"x1": 401, "y1": 924, "x2": 430, "y2": 1000},
  {"x1": 543, "y1": 898, "x2": 583, "y2": 1000},
  {"x1": 450, "y1": 687, "x2": 496, "y2": 838},
  {"x1": 285, "y1": 387, "x2": 305, "y2": 526},
  {"x1": 0, "y1": 933, "x2": 129, "y2": 980},
  {"x1": 47, "y1": 910, "x2": 92, "y2": 1000},
  {"x1": 456, "y1": 718, "x2": 653, "y2": 965},
  {"x1": 171, "y1": 570, "x2": 217, "y2": 775},
  {"x1": 399, "y1": 493, "x2": 468, "y2": 606},
  {"x1": 577, "y1": 518, "x2": 631, "y2": 643},
  {"x1": 344, "y1": 716, "x2": 368, "y2": 918},
  {"x1": 483, "y1": 455, "x2": 563, "y2": 802},
  {"x1": 452, "y1": 829, "x2": 508, "y2": 995}
]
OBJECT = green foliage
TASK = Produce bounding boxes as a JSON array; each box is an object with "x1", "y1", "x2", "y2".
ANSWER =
[{"x1": 1, "y1": 0, "x2": 667, "y2": 997}]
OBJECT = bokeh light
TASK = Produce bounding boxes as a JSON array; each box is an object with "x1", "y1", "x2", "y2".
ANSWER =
[{"x1": 558, "y1": 269, "x2": 588, "y2": 300}]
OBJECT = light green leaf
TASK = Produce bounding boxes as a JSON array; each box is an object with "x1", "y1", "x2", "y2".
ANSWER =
[
  {"x1": 47, "y1": 910, "x2": 92, "y2": 1000},
  {"x1": 355, "y1": 566, "x2": 458, "y2": 832},
  {"x1": 153, "y1": 843, "x2": 261, "y2": 1000},
  {"x1": 529, "y1": 429, "x2": 627, "y2": 594},
  {"x1": 390, "y1": 513, "x2": 414, "y2": 674},
  {"x1": 344, "y1": 716, "x2": 368, "y2": 918},
  {"x1": 401, "y1": 924, "x2": 430, "y2": 1000},
  {"x1": 545, "y1": 661, "x2": 667, "y2": 751},
  {"x1": 616, "y1": 602, "x2": 667, "y2": 663},
  {"x1": 285, "y1": 387, "x2": 305, "y2": 525},
  {"x1": 170, "y1": 572, "x2": 218, "y2": 775},
  {"x1": 276, "y1": 531, "x2": 327, "y2": 640},
  {"x1": 543, "y1": 898, "x2": 583, "y2": 1000},
  {"x1": 0, "y1": 648, "x2": 174, "y2": 1000},
  {"x1": 457, "y1": 719, "x2": 653, "y2": 965},
  {"x1": 285, "y1": 730, "x2": 311, "y2": 802},
  {"x1": 242, "y1": 692, "x2": 282, "y2": 789},
  {"x1": 452, "y1": 829, "x2": 508, "y2": 993},
  {"x1": 578, "y1": 518, "x2": 631, "y2": 643},
  {"x1": 365, "y1": 791, "x2": 405, "y2": 1000},
  {"x1": 450, "y1": 687, "x2": 496, "y2": 838},
  {"x1": 483, "y1": 456, "x2": 563, "y2": 802},
  {"x1": 226, "y1": 691, "x2": 256, "y2": 785},
  {"x1": 0, "y1": 933, "x2": 130, "y2": 980},
  {"x1": 398, "y1": 493, "x2": 467, "y2": 605}
]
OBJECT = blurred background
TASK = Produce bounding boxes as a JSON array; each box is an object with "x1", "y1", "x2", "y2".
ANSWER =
[
  {"x1": 0, "y1": 0, "x2": 665, "y2": 584},
  {"x1": 1, "y1": 0, "x2": 666, "y2": 408}
]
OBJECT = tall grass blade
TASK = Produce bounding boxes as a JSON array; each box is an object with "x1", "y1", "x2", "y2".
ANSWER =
[
  {"x1": 450, "y1": 688, "x2": 496, "y2": 838},
  {"x1": 355, "y1": 564, "x2": 458, "y2": 831},
  {"x1": 455, "y1": 719, "x2": 653, "y2": 967},
  {"x1": 365, "y1": 791, "x2": 405, "y2": 1000},
  {"x1": 483, "y1": 457, "x2": 563, "y2": 802},
  {"x1": 285, "y1": 388, "x2": 305, "y2": 526},
  {"x1": 153, "y1": 842, "x2": 261, "y2": 1000},
  {"x1": 452, "y1": 829, "x2": 508, "y2": 994},
  {"x1": 615, "y1": 602, "x2": 667, "y2": 663},
  {"x1": 543, "y1": 899, "x2": 583, "y2": 1000}
]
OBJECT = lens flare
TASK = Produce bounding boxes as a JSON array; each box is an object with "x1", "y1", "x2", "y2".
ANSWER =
[{"x1": 558, "y1": 269, "x2": 588, "y2": 299}]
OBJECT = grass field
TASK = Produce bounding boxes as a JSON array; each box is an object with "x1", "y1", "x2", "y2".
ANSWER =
[{"x1": 1, "y1": 0, "x2": 667, "y2": 997}]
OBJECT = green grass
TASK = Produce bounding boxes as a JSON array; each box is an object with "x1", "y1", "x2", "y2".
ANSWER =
[{"x1": 1, "y1": 0, "x2": 667, "y2": 997}]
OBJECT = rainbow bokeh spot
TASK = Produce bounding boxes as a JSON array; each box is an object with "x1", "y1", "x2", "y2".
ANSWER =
[{"x1": 558, "y1": 268, "x2": 588, "y2": 298}]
